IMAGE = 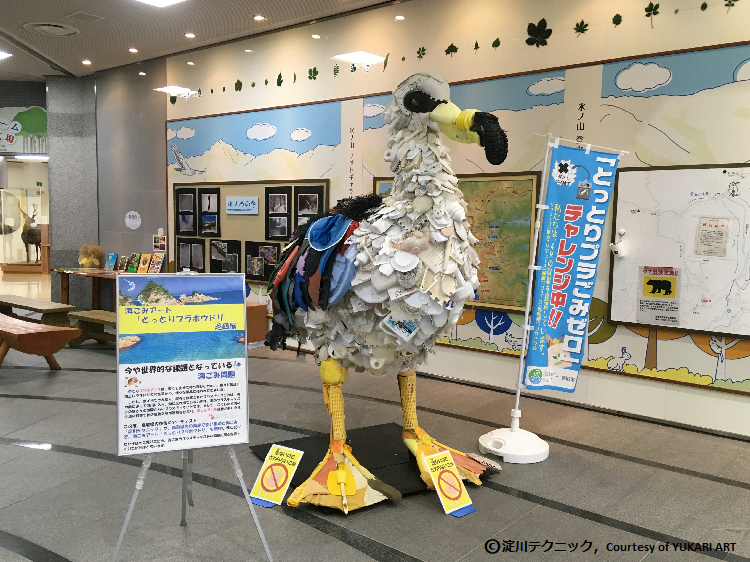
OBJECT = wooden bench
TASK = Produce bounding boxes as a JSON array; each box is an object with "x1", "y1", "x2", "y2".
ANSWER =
[
  {"x1": 0, "y1": 294, "x2": 76, "y2": 327},
  {"x1": 0, "y1": 313, "x2": 81, "y2": 370},
  {"x1": 68, "y1": 310, "x2": 116, "y2": 347}
]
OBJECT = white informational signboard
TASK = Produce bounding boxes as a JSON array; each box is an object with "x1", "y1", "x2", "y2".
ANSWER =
[
  {"x1": 610, "y1": 164, "x2": 750, "y2": 336},
  {"x1": 116, "y1": 273, "x2": 248, "y2": 455}
]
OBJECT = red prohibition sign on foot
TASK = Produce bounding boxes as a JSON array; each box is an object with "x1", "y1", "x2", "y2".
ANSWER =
[
  {"x1": 437, "y1": 469, "x2": 462, "y2": 501},
  {"x1": 261, "y1": 463, "x2": 289, "y2": 493}
]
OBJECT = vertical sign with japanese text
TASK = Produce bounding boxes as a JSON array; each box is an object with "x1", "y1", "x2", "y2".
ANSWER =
[
  {"x1": 116, "y1": 273, "x2": 248, "y2": 455},
  {"x1": 525, "y1": 146, "x2": 620, "y2": 392}
]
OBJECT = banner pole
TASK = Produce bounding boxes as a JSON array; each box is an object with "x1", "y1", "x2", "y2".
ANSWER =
[{"x1": 478, "y1": 135, "x2": 554, "y2": 464}]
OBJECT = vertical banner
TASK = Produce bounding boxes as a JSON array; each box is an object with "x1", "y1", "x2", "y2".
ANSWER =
[
  {"x1": 525, "y1": 146, "x2": 620, "y2": 392},
  {"x1": 116, "y1": 273, "x2": 248, "y2": 455}
]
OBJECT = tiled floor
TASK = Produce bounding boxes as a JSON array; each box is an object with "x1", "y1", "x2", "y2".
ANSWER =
[
  {"x1": 0, "y1": 339, "x2": 748, "y2": 561},
  {"x1": 0, "y1": 274, "x2": 748, "y2": 561}
]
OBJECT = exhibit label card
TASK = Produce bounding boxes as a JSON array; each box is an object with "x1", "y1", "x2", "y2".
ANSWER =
[
  {"x1": 424, "y1": 450, "x2": 473, "y2": 515},
  {"x1": 525, "y1": 145, "x2": 620, "y2": 393},
  {"x1": 636, "y1": 266, "x2": 680, "y2": 326},
  {"x1": 250, "y1": 445, "x2": 304, "y2": 506},
  {"x1": 226, "y1": 196, "x2": 259, "y2": 214},
  {"x1": 116, "y1": 273, "x2": 248, "y2": 455}
]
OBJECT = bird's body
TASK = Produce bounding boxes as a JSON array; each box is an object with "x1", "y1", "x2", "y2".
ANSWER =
[{"x1": 267, "y1": 73, "x2": 507, "y2": 513}]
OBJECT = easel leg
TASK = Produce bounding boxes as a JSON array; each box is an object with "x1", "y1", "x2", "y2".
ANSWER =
[
  {"x1": 180, "y1": 450, "x2": 195, "y2": 527},
  {"x1": 187, "y1": 449, "x2": 194, "y2": 506},
  {"x1": 111, "y1": 455, "x2": 152, "y2": 562},
  {"x1": 226, "y1": 446, "x2": 273, "y2": 562}
]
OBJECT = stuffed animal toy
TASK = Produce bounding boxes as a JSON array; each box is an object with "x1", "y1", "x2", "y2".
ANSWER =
[{"x1": 78, "y1": 242, "x2": 105, "y2": 268}]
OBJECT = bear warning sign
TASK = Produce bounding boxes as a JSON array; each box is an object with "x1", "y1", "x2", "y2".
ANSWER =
[{"x1": 637, "y1": 266, "x2": 680, "y2": 326}]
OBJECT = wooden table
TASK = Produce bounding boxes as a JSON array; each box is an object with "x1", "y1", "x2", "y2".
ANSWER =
[
  {"x1": 0, "y1": 294, "x2": 76, "y2": 326},
  {"x1": 54, "y1": 268, "x2": 120, "y2": 311}
]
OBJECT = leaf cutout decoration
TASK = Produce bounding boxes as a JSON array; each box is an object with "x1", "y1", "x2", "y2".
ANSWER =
[
  {"x1": 473, "y1": 40, "x2": 479, "y2": 52},
  {"x1": 645, "y1": 2, "x2": 659, "y2": 27},
  {"x1": 492, "y1": 37, "x2": 501, "y2": 49},
  {"x1": 383, "y1": 52, "x2": 389, "y2": 71},
  {"x1": 701, "y1": 1, "x2": 708, "y2": 9},
  {"x1": 526, "y1": 18, "x2": 552, "y2": 47},
  {"x1": 574, "y1": 20, "x2": 589, "y2": 35},
  {"x1": 613, "y1": 13, "x2": 623, "y2": 26},
  {"x1": 234, "y1": 79, "x2": 242, "y2": 91},
  {"x1": 308, "y1": 67, "x2": 318, "y2": 80},
  {"x1": 445, "y1": 43, "x2": 458, "y2": 56},
  {"x1": 417, "y1": 47, "x2": 426, "y2": 60},
  {"x1": 277, "y1": 73, "x2": 283, "y2": 87},
  {"x1": 333, "y1": 64, "x2": 339, "y2": 77}
]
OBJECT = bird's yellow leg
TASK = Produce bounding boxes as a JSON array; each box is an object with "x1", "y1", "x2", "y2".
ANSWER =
[
  {"x1": 287, "y1": 358, "x2": 400, "y2": 513},
  {"x1": 397, "y1": 370, "x2": 487, "y2": 487}
]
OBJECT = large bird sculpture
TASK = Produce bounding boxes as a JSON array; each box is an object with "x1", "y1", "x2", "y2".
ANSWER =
[{"x1": 267, "y1": 72, "x2": 508, "y2": 513}]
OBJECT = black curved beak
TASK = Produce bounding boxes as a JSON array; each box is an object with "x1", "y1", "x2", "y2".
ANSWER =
[{"x1": 470, "y1": 112, "x2": 508, "y2": 166}]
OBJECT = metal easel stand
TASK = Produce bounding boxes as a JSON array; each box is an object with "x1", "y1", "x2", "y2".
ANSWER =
[
  {"x1": 180, "y1": 449, "x2": 194, "y2": 527},
  {"x1": 111, "y1": 448, "x2": 273, "y2": 562},
  {"x1": 111, "y1": 455, "x2": 152, "y2": 562},
  {"x1": 478, "y1": 135, "x2": 557, "y2": 464},
  {"x1": 227, "y1": 446, "x2": 274, "y2": 562}
]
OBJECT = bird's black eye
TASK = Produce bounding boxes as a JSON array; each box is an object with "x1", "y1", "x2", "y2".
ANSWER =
[{"x1": 403, "y1": 90, "x2": 445, "y2": 113}]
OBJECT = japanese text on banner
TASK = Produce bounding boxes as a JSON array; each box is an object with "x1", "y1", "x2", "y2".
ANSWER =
[{"x1": 525, "y1": 146, "x2": 620, "y2": 393}]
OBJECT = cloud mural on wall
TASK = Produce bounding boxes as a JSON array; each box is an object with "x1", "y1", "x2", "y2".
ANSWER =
[
  {"x1": 616, "y1": 62, "x2": 672, "y2": 92},
  {"x1": 168, "y1": 127, "x2": 196, "y2": 140},
  {"x1": 246, "y1": 123, "x2": 277, "y2": 141},
  {"x1": 527, "y1": 76, "x2": 565, "y2": 95},
  {"x1": 734, "y1": 59, "x2": 750, "y2": 82},
  {"x1": 363, "y1": 104, "x2": 385, "y2": 117},
  {"x1": 290, "y1": 128, "x2": 312, "y2": 141}
]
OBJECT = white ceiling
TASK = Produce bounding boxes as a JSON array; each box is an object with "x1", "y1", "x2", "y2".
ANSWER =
[{"x1": 0, "y1": 0, "x2": 399, "y2": 81}]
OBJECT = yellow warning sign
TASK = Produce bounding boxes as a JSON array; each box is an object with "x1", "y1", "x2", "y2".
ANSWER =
[
  {"x1": 250, "y1": 444, "x2": 304, "y2": 505},
  {"x1": 424, "y1": 450, "x2": 472, "y2": 514}
]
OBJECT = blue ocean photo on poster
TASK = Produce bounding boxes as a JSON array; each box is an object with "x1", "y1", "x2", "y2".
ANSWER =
[
  {"x1": 119, "y1": 330, "x2": 246, "y2": 364},
  {"x1": 118, "y1": 274, "x2": 246, "y2": 364}
]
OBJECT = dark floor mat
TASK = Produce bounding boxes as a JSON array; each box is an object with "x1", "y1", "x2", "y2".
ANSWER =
[{"x1": 250, "y1": 422, "x2": 428, "y2": 495}]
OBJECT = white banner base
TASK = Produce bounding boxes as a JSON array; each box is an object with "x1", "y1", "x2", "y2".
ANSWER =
[{"x1": 478, "y1": 428, "x2": 549, "y2": 464}]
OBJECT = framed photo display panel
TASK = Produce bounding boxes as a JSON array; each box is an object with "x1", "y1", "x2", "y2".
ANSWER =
[
  {"x1": 245, "y1": 241, "x2": 280, "y2": 281},
  {"x1": 209, "y1": 239, "x2": 241, "y2": 273},
  {"x1": 176, "y1": 237, "x2": 205, "y2": 272},
  {"x1": 175, "y1": 187, "x2": 197, "y2": 237},
  {"x1": 198, "y1": 187, "x2": 221, "y2": 237},
  {"x1": 294, "y1": 184, "x2": 327, "y2": 229},
  {"x1": 265, "y1": 186, "x2": 292, "y2": 241}
]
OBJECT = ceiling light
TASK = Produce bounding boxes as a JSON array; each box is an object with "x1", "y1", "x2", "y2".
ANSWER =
[
  {"x1": 332, "y1": 51, "x2": 385, "y2": 67},
  {"x1": 184, "y1": 32, "x2": 195, "y2": 38},
  {"x1": 244, "y1": 49, "x2": 253, "y2": 52},
  {"x1": 187, "y1": 61, "x2": 194, "y2": 65},
  {"x1": 133, "y1": 0, "x2": 188, "y2": 6},
  {"x1": 23, "y1": 23, "x2": 79, "y2": 36},
  {"x1": 0, "y1": 51, "x2": 11, "y2": 60},
  {"x1": 395, "y1": 15, "x2": 405, "y2": 20},
  {"x1": 129, "y1": 47, "x2": 138, "y2": 53},
  {"x1": 15, "y1": 155, "x2": 49, "y2": 162},
  {"x1": 253, "y1": 14, "x2": 265, "y2": 21},
  {"x1": 139, "y1": 71, "x2": 146, "y2": 75},
  {"x1": 312, "y1": 34, "x2": 320, "y2": 39},
  {"x1": 82, "y1": 59, "x2": 91, "y2": 65},
  {"x1": 154, "y1": 85, "x2": 199, "y2": 99}
]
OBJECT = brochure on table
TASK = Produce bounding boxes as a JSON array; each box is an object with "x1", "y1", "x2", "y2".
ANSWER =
[{"x1": 116, "y1": 273, "x2": 249, "y2": 456}]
